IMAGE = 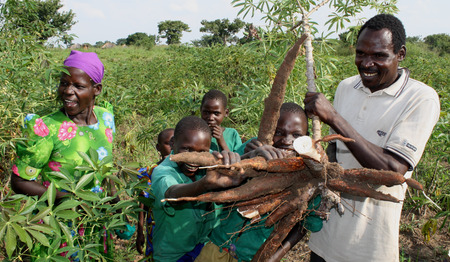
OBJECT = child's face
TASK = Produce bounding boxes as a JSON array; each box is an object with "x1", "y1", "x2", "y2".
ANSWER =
[
  {"x1": 273, "y1": 111, "x2": 308, "y2": 150},
  {"x1": 156, "y1": 129, "x2": 174, "y2": 159},
  {"x1": 173, "y1": 130, "x2": 211, "y2": 177},
  {"x1": 200, "y1": 99, "x2": 228, "y2": 128}
]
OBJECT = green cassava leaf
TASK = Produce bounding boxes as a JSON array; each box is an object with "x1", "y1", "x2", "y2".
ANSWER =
[
  {"x1": 11, "y1": 222, "x2": 33, "y2": 249},
  {"x1": 53, "y1": 200, "x2": 81, "y2": 213},
  {"x1": 5, "y1": 224, "x2": 17, "y2": 258},
  {"x1": 75, "y1": 190, "x2": 101, "y2": 202},
  {"x1": 55, "y1": 210, "x2": 81, "y2": 220},
  {"x1": 75, "y1": 172, "x2": 95, "y2": 191},
  {"x1": 29, "y1": 206, "x2": 52, "y2": 223},
  {"x1": 26, "y1": 228, "x2": 51, "y2": 247}
]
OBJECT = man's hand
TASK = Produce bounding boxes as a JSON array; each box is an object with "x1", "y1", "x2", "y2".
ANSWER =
[{"x1": 304, "y1": 92, "x2": 338, "y2": 124}]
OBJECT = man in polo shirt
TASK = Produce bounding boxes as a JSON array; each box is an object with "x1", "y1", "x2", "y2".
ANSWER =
[{"x1": 303, "y1": 14, "x2": 440, "y2": 262}]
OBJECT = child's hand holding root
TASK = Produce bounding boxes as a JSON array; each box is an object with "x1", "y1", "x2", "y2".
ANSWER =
[
  {"x1": 204, "y1": 150, "x2": 246, "y2": 190},
  {"x1": 242, "y1": 144, "x2": 288, "y2": 160}
]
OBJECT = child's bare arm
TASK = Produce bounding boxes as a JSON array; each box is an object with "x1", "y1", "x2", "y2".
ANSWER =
[
  {"x1": 136, "y1": 203, "x2": 146, "y2": 254},
  {"x1": 165, "y1": 151, "x2": 244, "y2": 199}
]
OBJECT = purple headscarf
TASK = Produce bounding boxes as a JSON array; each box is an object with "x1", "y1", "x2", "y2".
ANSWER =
[{"x1": 63, "y1": 50, "x2": 104, "y2": 84}]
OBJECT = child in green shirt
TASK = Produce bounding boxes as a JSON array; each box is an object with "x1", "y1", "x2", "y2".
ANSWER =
[
  {"x1": 197, "y1": 102, "x2": 313, "y2": 262},
  {"x1": 151, "y1": 116, "x2": 244, "y2": 262},
  {"x1": 201, "y1": 89, "x2": 242, "y2": 152}
]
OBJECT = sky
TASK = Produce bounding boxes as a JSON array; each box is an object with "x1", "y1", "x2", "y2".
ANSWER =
[{"x1": 61, "y1": 0, "x2": 450, "y2": 45}]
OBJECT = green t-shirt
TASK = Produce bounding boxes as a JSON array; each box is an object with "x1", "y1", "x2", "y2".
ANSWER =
[
  {"x1": 151, "y1": 157, "x2": 221, "y2": 262},
  {"x1": 211, "y1": 127, "x2": 243, "y2": 152},
  {"x1": 13, "y1": 104, "x2": 115, "y2": 193}
]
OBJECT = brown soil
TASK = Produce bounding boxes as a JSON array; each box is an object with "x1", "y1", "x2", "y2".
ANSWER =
[{"x1": 283, "y1": 210, "x2": 450, "y2": 262}]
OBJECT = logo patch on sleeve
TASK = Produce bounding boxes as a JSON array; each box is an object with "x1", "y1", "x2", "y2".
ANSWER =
[
  {"x1": 405, "y1": 143, "x2": 417, "y2": 152},
  {"x1": 376, "y1": 130, "x2": 387, "y2": 137}
]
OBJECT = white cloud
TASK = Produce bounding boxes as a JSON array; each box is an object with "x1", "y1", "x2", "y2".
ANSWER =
[{"x1": 62, "y1": 1, "x2": 106, "y2": 19}]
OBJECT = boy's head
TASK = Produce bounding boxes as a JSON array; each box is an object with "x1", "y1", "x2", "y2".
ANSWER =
[
  {"x1": 173, "y1": 116, "x2": 211, "y2": 177},
  {"x1": 200, "y1": 89, "x2": 229, "y2": 128},
  {"x1": 273, "y1": 102, "x2": 309, "y2": 150},
  {"x1": 156, "y1": 128, "x2": 174, "y2": 159}
]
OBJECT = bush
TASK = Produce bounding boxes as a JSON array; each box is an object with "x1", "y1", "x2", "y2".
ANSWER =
[{"x1": 424, "y1": 33, "x2": 450, "y2": 55}]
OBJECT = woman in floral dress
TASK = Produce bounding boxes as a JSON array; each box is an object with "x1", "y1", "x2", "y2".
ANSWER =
[{"x1": 11, "y1": 50, "x2": 115, "y2": 260}]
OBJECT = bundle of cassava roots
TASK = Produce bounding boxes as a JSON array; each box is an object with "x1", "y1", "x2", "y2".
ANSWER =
[{"x1": 163, "y1": 134, "x2": 423, "y2": 262}]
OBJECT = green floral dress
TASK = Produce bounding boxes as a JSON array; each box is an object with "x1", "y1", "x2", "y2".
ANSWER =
[
  {"x1": 13, "y1": 104, "x2": 115, "y2": 191},
  {"x1": 12, "y1": 103, "x2": 116, "y2": 261}
]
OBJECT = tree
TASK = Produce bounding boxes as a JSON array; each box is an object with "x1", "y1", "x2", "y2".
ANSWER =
[
  {"x1": 0, "y1": 0, "x2": 76, "y2": 44},
  {"x1": 338, "y1": 26, "x2": 361, "y2": 47},
  {"x1": 94, "y1": 41, "x2": 105, "y2": 48},
  {"x1": 158, "y1": 20, "x2": 190, "y2": 45},
  {"x1": 125, "y1": 32, "x2": 156, "y2": 48},
  {"x1": 199, "y1": 18, "x2": 246, "y2": 45},
  {"x1": 233, "y1": 0, "x2": 398, "y2": 139},
  {"x1": 116, "y1": 38, "x2": 127, "y2": 45},
  {"x1": 424, "y1": 33, "x2": 450, "y2": 54}
]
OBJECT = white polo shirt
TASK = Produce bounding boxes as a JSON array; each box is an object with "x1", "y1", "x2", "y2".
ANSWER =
[{"x1": 309, "y1": 68, "x2": 440, "y2": 262}]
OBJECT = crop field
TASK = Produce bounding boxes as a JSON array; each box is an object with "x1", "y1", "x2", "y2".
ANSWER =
[{"x1": 0, "y1": 37, "x2": 448, "y2": 261}]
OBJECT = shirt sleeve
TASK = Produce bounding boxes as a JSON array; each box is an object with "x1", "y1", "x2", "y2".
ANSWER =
[
  {"x1": 13, "y1": 114, "x2": 54, "y2": 180},
  {"x1": 385, "y1": 97, "x2": 440, "y2": 169},
  {"x1": 151, "y1": 165, "x2": 180, "y2": 205}
]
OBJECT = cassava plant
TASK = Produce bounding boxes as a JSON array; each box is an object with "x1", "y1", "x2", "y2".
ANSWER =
[{"x1": 0, "y1": 149, "x2": 142, "y2": 261}]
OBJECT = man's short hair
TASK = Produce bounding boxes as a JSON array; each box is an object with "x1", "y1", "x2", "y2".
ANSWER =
[
  {"x1": 357, "y1": 14, "x2": 406, "y2": 53},
  {"x1": 174, "y1": 116, "x2": 211, "y2": 139},
  {"x1": 201, "y1": 89, "x2": 228, "y2": 108}
]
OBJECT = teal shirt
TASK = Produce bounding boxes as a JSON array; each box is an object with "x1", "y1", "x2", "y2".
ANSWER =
[
  {"x1": 210, "y1": 136, "x2": 272, "y2": 262},
  {"x1": 209, "y1": 209, "x2": 273, "y2": 262},
  {"x1": 151, "y1": 157, "x2": 221, "y2": 262},
  {"x1": 211, "y1": 127, "x2": 242, "y2": 152}
]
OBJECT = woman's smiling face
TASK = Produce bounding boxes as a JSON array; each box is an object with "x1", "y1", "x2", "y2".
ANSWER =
[{"x1": 58, "y1": 67, "x2": 101, "y2": 119}]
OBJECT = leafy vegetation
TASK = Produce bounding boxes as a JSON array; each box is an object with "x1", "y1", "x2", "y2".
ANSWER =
[
  {"x1": 0, "y1": 0, "x2": 76, "y2": 45},
  {"x1": 0, "y1": 1, "x2": 448, "y2": 260}
]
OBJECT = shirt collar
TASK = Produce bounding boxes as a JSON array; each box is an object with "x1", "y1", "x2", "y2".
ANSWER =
[{"x1": 354, "y1": 68, "x2": 410, "y2": 98}]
